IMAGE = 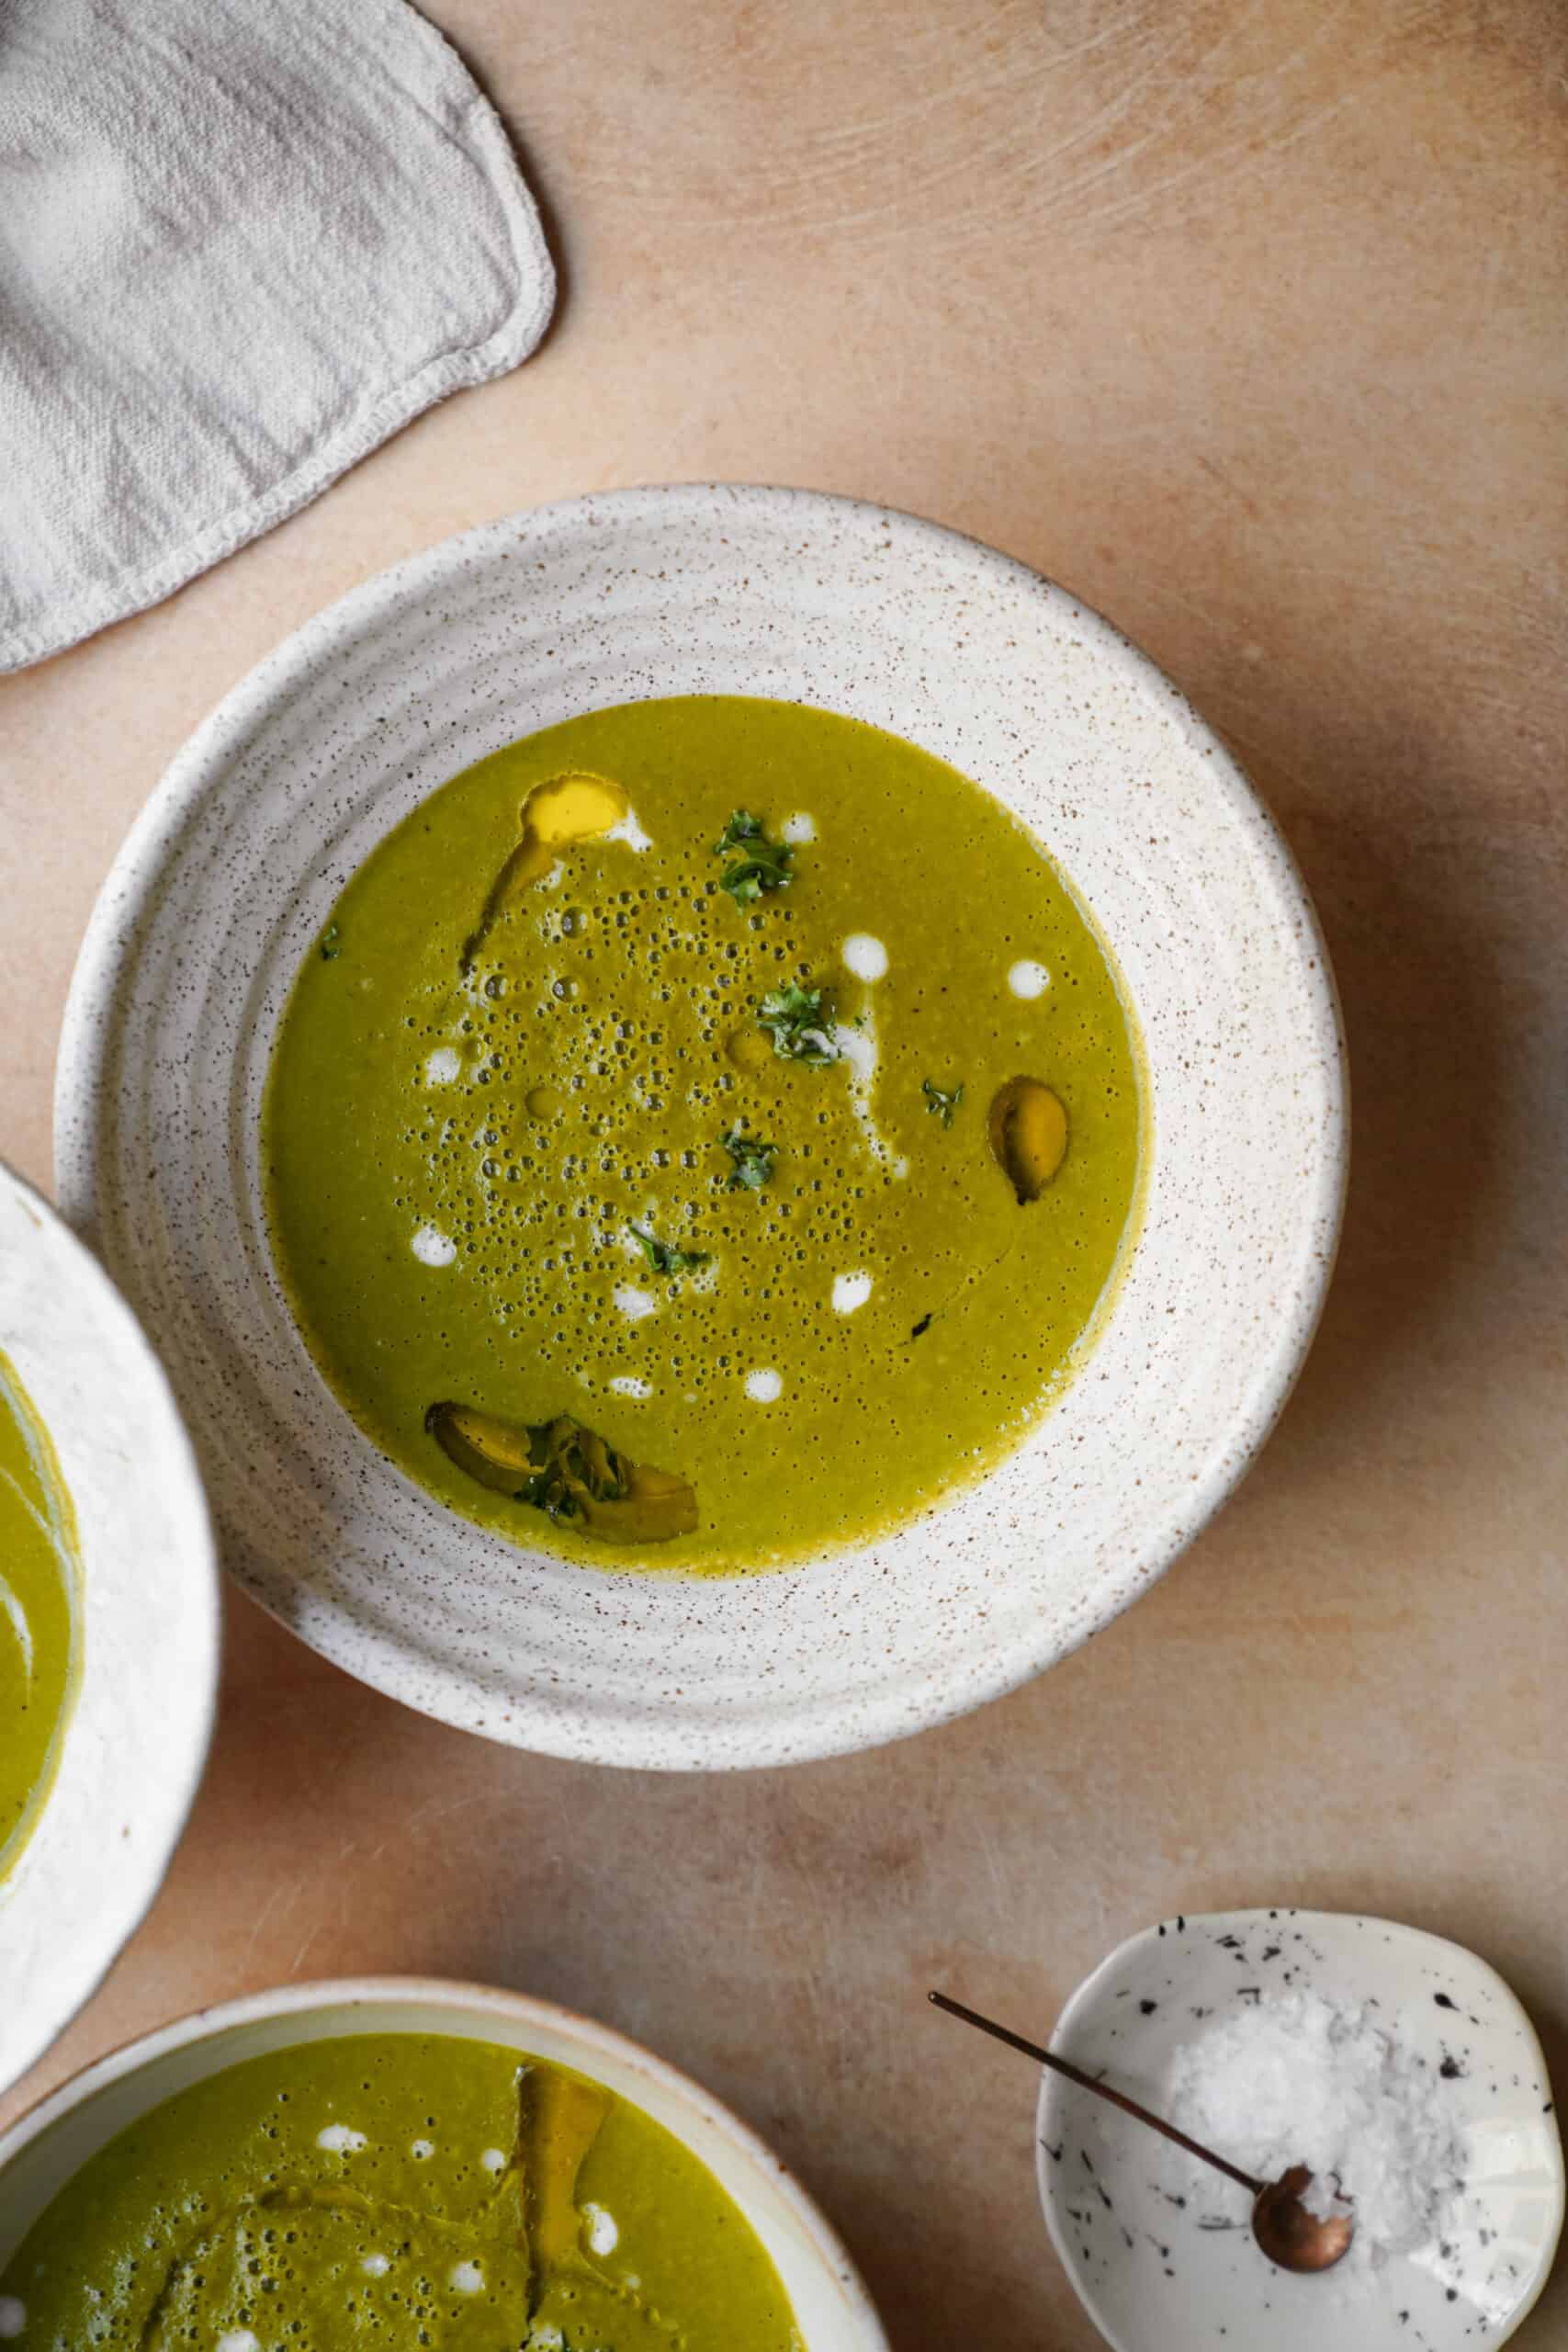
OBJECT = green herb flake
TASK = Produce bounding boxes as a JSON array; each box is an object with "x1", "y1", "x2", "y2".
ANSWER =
[
  {"x1": 922, "y1": 1078, "x2": 964, "y2": 1128},
  {"x1": 757, "y1": 981, "x2": 840, "y2": 1066},
  {"x1": 721, "y1": 1127, "x2": 779, "y2": 1191},
  {"x1": 629, "y1": 1224, "x2": 710, "y2": 1278},
  {"x1": 712, "y1": 808, "x2": 794, "y2": 904},
  {"x1": 319, "y1": 922, "x2": 342, "y2": 962}
]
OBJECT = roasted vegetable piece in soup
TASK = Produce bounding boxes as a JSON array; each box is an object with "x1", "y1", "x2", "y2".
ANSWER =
[{"x1": 426, "y1": 1402, "x2": 699, "y2": 1541}]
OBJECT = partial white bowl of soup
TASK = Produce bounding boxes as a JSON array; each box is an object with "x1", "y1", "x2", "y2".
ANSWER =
[
  {"x1": 0, "y1": 1974, "x2": 889, "y2": 2352},
  {"x1": 0, "y1": 1162, "x2": 218, "y2": 2098},
  {"x1": 56, "y1": 484, "x2": 1346, "y2": 1769}
]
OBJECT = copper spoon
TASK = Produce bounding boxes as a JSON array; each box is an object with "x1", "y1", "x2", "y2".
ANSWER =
[{"x1": 930, "y1": 1989, "x2": 1354, "y2": 2274}]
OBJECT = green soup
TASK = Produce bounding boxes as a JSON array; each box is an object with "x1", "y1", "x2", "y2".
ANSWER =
[
  {"x1": 0, "y1": 2031, "x2": 799, "y2": 2349},
  {"x1": 265, "y1": 695, "x2": 1141, "y2": 1571},
  {"x1": 0, "y1": 1352, "x2": 80, "y2": 1880}
]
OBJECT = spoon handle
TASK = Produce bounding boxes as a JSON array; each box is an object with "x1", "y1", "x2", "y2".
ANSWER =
[{"x1": 928, "y1": 1990, "x2": 1263, "y2": 2196}]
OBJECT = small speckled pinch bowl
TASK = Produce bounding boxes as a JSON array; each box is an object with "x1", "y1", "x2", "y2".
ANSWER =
[
  {"x1": 0, "y1": 1162, "x2": 219, "y2": 2098},
  {"x1": 0, "y1": 1975, "x2": 889, "y2": 2350},
  {"x1": 1037, "y1": 1909, "x2": 1564, "y2": 2352},
  {"x1": 55, "y1": 483, "x2": 1347, "y2": 1770}
]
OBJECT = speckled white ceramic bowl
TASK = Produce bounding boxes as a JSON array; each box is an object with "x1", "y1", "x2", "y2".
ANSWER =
[
  {"x1": 0, "y1": 1162, "x2": 219, "y2": 2098},
  {"x1": 1036, "y1": 1909, "x2": 1564, "y2": 2352},
  {"x1": 0, "y1": 1974, "x2": 888, "y2": 2349},
  {"x1": 55, "y1": 483, "x2": 1346, "y2": 1769}
]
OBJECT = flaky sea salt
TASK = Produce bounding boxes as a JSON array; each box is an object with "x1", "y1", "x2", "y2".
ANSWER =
[{"x1": 1166, "y1": 1991, "x2": 1464, "y2": 2264}]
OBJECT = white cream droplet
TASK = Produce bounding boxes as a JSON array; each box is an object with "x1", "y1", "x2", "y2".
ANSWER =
[
  {"x1": 412, "y1": 1224, "x2": 457, "y2": 1268},
  {"x1": 362, "y1": 2253, "x2": 390, "y2": 2277},
  {"x1": 0, "y1": 1583, "x2": 31, "y2": 1676},
  {"x1": 1008, "y1": 958, "x2": 1050, "y2": 999},
  {"x1": 581, "y1": 2201, "x2": 619, "y2": 2256},
  {"x1": 842, "y1": 933, "x2": 888, "y2": 982},
  {"x1": 216, "y1": 2335, "x2": 259, "y2": 2352},
  {"x1": 829, "y1": 1021, "x2": 905, "y2": 1177},
  {"x1": 316, "y1": 2123, "x2": 367, "y2": 2154},
  {"x1": 412, "y1": 2137, "x2": 435, "y2": 2159},
  {"x1": 448, "y1": 2261, "x2": 484, "y2": 2296},
  {"x1": 0, "y1": 2306, "x2": 27, "y2": 2344},
  {"x1": 831, "y1": 1271, "x2": 874, "y2": 1315},
  {"x1": 423, "y1": 1046, "x2": 460, "y2": 1085},
  {"x1": 745, "y1": 1368, "x2": 783, "y2": 1403},
  {"x1": 613, "y1": 1284, "x2": 658, "y2": 1321},
  {"x1": 833, "y1": 1024, "x2": 876, "y2": 1084},
  {"x1": 780, "y1": 811, "x2": 817, "y2": 843},
  {"x1": 480, "y1": 2146, "x2": 507, "y2": 2174},
  {"x1": 609, "y1": 1374, "x2": 652, "y2": 1398},
  {"x1": 604, "y1": 809, "x2": 653, "y2": 852}
]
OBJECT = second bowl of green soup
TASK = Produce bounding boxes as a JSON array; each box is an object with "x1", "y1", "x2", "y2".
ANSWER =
[
  {"x1": 0, "y1": 1162, "x2": 218, "y2": 2101},
  {"x1": 56, "y1": 484, "x2": 1345, "y2": 1766},
  {"x1": 0, "y1": 1976, "x2": 887, "y2": 2350}
]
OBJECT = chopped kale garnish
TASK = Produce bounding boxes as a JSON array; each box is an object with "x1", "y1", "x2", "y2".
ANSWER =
[
  {"x1": 319, "y1": 922, "x2": 342, "y2": 961},
  {"x1": 721, "y1": 1127, "x2": 779, "y2": 1191},
  {"x1": 713, "y1": 809, "x2": 795, "y2": 904},
  {"x1": 922, "y1": 1078, "x2": 964, "y2": 1127},
  {"x1": 757, "y1": 981, "x2": 839, "y2": 1066},
  {"x1": 713, "y1": 809, "x2": 766, "y2": 855},
  {"x1": 629, "y1": 1224, "x2": 710, "y2": 1278}
]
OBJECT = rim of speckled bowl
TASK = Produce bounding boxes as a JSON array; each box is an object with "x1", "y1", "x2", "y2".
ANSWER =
[
  {"x1": 0, "y1": 1160, "x2": 220, "y2": 2099},
  {"x1": 0, "y1": 1973, "x2": 890, "y2": 2350},
  {"x1": 52, "y1": 482, "x2": 1348, "y2": 1769}
]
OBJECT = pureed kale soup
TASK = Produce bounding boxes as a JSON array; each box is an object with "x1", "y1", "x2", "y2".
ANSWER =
[
  {"x1": 0, "y1": 2032, "x2": 798, "y2": 2347},
  {"x1": 0, "y1": 1353, "x2": 78, "y2": 1882},
  {"x1": 264, "y1": 696, "x2": 1142, "y2": 1572}
]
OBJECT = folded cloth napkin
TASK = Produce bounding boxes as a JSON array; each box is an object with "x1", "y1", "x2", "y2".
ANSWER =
[{"x1": 0, "y1": 0, "x2": 555, "y2": 673}]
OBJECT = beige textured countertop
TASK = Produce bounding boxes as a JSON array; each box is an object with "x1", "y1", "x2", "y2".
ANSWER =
[{"x1": 3, "y1": 5, "x2": 1565, "y2": 2343}]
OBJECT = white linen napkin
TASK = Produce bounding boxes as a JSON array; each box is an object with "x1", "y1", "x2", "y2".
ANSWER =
[{"x1": 0, "y1": 0, "x2": 555, "y2": 673}]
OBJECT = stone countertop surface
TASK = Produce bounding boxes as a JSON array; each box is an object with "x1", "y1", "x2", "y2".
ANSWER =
[{"x1": 2, "y1": 4, "x2": 1564, "y2": 2343}]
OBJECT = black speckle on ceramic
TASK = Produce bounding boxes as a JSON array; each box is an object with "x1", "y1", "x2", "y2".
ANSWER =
[
  {"x1": 52, "y1": 486, "x2": 1346, "y2": 1768},
  {"x1": 1037, "y1": 1907, "x2": 1563, "y2": 2352}
]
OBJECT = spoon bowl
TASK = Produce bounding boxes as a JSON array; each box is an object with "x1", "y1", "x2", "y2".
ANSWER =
[{"x1": 1251, "y1": 2165, "x2": 1355, "y2": 2273}]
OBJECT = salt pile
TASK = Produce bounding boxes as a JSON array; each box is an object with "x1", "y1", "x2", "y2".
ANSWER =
[{"x1": 1167, "y1": 1990, "x2": 1465, "y2": 2262}]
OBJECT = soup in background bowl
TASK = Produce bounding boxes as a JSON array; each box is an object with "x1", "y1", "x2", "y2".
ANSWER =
[
  {"x1": 54, "y1": 484, "x2": 1345, "y2": 1769},
  {"x1": 0, "y1": 1351, "x2": 80, "y2": 1888},
  {"x1": 0, "y1": 1978, "x2": 888, "y2": 2352},
  {"x1": 0, "y1": 1162, "x2": 218, "y2": 2098}
]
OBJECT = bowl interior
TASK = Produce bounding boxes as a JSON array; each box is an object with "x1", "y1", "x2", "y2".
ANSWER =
[
  {"x1": 55, "y1": 484, "x2": 1345, "y2": 1768},
  {"x1": 0, "y1": 1164, "x2": 218, "y2": 2097},
  {"x1": 0, "y1": 1978, "x2": 886, "y2": 2350}
]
